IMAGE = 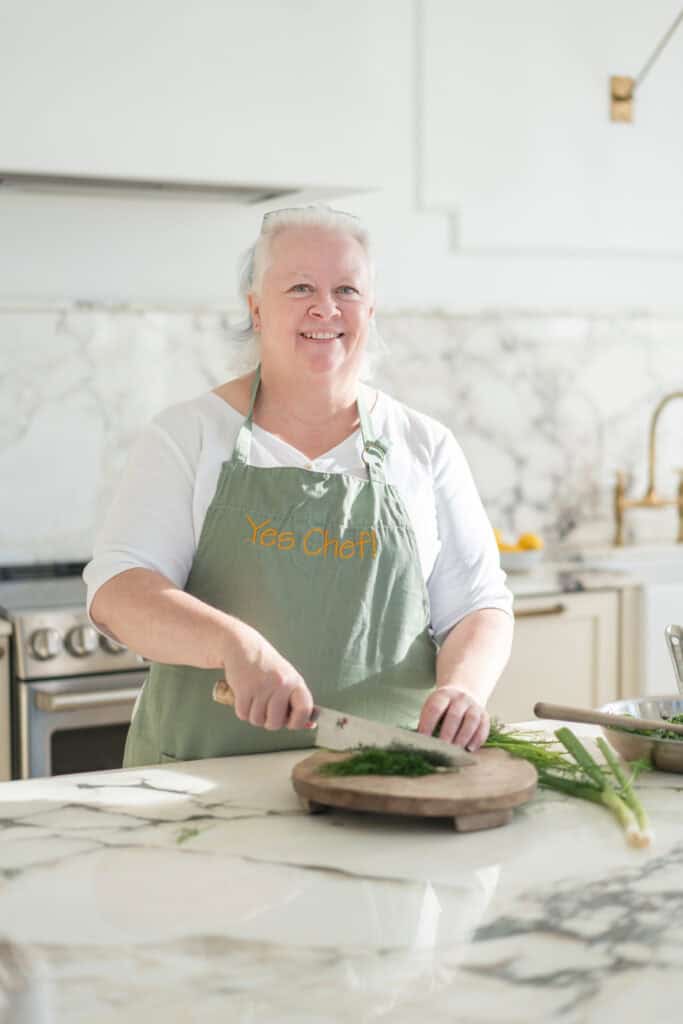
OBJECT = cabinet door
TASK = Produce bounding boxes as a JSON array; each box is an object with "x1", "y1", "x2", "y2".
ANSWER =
[
  {"x1": 0, "y1": 1, "x2": 406, "y2": 190},
  {"x1": 488, "y1": 591, "x2": 619, "y2": 725}
]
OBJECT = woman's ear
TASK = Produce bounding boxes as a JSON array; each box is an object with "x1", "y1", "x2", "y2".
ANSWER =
[{"x1": 247, "y1": 292, "x2": 261, "y2": 331}]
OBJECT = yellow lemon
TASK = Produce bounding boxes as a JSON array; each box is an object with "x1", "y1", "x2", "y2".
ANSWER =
[
  {"x1": 517, "y1": 532, "x2": 544, "y2": 550},
  {"x1": 493, "y1": 528, "x2": 505, "y2": 547},
  {"x1": 498, "y1": 542, "x2": 521, "y2": 552}
]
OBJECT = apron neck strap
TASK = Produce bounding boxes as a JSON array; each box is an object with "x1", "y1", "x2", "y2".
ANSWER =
[
  {"x1": 246, "y1": 364, "x2": 262, "y2": 422},
  {"x1": 356, "y1": 385, "x2": 389, "y2": 483},
  {"x1": 232, "y1": 364, "x2": 389, "y2": 481},
  {"x1": 232, "y1": 365, "x2": 261, "y2": 464}
]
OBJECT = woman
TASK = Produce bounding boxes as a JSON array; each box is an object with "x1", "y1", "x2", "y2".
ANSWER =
[{"x1": 85, "y1": 205, "x2": 513, "y2": 767}]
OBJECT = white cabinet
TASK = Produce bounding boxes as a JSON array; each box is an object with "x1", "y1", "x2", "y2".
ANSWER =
[
  {"x1": 488, "y1": 591, "x2": 621, "y2": 725},
  {"x1": 0, "y1": 2, "x2": 406, "y2": 191}
]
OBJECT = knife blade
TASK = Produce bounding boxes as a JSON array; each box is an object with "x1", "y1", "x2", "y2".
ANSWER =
[{"x1": 212, "y1": 680, "x2": 476, "y2": 767}]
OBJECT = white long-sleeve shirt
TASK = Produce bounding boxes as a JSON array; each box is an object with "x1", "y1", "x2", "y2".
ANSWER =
[{"x1": 83, "y1": 388, "x2": 512, "y2": 641}]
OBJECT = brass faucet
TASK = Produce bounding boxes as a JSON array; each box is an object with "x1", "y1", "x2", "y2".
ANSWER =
[{"x1": 614, "y1": 391, "x2": 683, "y2": 545}]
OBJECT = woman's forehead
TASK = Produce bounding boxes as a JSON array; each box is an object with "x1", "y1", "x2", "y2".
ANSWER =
[{"x1": 267, "y1": 227, "x2": 370, "y2": 279}]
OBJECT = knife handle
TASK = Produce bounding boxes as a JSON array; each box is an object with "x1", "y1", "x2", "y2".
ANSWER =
[
  {"x1": 212, "y1": 680, "x2": 320, "y2": 726},
  {"x1": 212, "y1": 680, "x2": 236, "y2": 706}
]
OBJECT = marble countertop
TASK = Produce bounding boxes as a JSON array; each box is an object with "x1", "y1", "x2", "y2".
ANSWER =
[
  {"x1": 505, "y1": 562, "x2": 638, "y2": 599},
  {"x1": 1, "y1": 732, "x2": 682, "y2": 1024}
]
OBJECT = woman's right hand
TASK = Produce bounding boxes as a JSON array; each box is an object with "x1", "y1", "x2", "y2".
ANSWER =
[{"x1": 220, "y1": 623, "x2": 314, "y2": 731}]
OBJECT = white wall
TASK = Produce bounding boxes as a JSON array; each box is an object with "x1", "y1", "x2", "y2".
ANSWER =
[
  {"x1": 1, "y1": 0, "x2": 683, "y2": 311},
  {"x1": 4, "y1": 0, "x2": 683, "y2": 565}
]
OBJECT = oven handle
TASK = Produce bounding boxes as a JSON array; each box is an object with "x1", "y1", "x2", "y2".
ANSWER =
[{"x1": 34, "y1": 687, "x2": 142, "y2": 713}]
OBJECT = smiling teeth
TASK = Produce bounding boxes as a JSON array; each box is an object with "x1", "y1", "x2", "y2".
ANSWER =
[{"x1": 302, "y1": 332, "x2": 342, "y2": 339}]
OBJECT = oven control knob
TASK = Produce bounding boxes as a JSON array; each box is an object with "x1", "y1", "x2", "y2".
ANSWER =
[
  {"x1": 100, "y1": 635, "x2": 127, "y2": 655},
  {"x1": 30, "y1": 627, "x2": 63, "y2": 661},
  {"x1": 66, "y1": 625, "x2": 99, "y2": 657}
]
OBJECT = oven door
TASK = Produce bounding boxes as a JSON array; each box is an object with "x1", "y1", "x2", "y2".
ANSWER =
[{"x1": 17, "y1": 671, "x2": 147, "y2": 778}]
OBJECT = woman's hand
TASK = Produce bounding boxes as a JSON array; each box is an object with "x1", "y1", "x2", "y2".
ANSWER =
[
  {"x1": 221, "y1": 623, "x2": 314, "y2": 731},
  {"x1": 417, "y1": 685, "x2": 490, "y2": 752}
]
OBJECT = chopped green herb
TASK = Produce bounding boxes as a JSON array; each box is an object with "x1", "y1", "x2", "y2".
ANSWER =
[
  {"x1": 617, "y1": 712, "x2": 683, "y2": 741},
  {"x1": 318, "y1": 744, "x2": 454, "y2": 778}
]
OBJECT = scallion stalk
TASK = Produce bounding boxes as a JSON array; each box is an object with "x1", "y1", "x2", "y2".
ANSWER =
[
  {"x1": 596, "y1": 737, "x2": 654, "y2": 847},
  {"x1": 484, "y1": 723, "x2": 652, "y2": 848}
]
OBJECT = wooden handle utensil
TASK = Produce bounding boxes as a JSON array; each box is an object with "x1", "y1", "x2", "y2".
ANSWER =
[
  {"x1": 213, "y1": 680, "x2": 236, "y2": 706},
  {"x1": 534, "y1": 701, "x2": 683, "y2": 737}
]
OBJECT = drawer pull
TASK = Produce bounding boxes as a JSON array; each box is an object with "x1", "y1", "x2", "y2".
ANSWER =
[
  {"x1": 515, "y1": 603, "x2": 567, "y2": 619},
  {"x1": 34, "y1": 687, "x2": 141, "y2": 713}
]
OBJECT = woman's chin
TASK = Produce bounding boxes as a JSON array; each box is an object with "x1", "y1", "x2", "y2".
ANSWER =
[{"x1": 299, "y1": 342, "x2": 350, "y2": 374}]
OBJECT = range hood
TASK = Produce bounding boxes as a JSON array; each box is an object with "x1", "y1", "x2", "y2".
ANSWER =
[{"x1": 0, "y1": 170, "x2": 366, "y2": 204}]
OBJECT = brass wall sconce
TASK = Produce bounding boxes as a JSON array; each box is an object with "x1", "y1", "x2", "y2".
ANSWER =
[{"x1": 610, "y1": 9, "x2": 683, "y2": 122}]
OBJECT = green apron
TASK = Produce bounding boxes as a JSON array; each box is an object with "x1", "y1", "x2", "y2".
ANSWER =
[{"x1": 123, "y1": 368, "x2": 438, "y2": 766}]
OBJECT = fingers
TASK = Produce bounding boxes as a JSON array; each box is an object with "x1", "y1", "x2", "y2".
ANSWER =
[
  {"x1": 417, "y1": 691, "x2": 451, "y2": 738},
  {"x1": 263, "y1": 683, "x2": 293, "y2": 730},
  {"x1": 233, "y1": 691, "x2": 254, "y2": 723},
  {"x1": 287, "y1": 685, "x2": 315, "y2": 730},
  {"x1": 419, "y1": 687, "x2": 490, "y2": 751},
  {"x1": 233, "y1": 675, "x2": 313, "y2": 731},
  {"x1": 219, "y1": 629, "x2": 312, "y2": 732},
  {"x1": 451, "y1": 705, "x2": 484, "y2": 750},
  {"x1": 467, "y1": 715, "x2": 491, "y2": 752},
  {"x1": 262, "y1": 677, "x2": 312, "y2": 731}
]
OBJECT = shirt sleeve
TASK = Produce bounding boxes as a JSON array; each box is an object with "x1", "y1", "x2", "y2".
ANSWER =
[
  {"x1": 426, "y1": 428, "x2": 513, "y2": 643},
  {"x1": 83, "y1": 418, "x2": 198, "y2": 619}
]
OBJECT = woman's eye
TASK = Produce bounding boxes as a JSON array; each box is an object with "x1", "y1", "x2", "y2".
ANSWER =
[
  {"x1": 338, "y1": 286, "x2": 359, "y2": 295},
  {"x1": 290, "y1": 283, "x2": 312, "y2": 293}
]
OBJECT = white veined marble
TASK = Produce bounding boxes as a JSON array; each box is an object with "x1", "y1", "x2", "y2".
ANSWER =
[
  {"x1": 1, "y1": 305, "x2": 683, "y2": 564},
  {"x1": 0, "y1": 738, "x2": 682, "y2": 1023}
]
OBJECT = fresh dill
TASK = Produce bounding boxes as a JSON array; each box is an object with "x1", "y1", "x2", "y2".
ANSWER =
[{"x1": 318, "y1": 743, "x2": 454, "y2": 777}]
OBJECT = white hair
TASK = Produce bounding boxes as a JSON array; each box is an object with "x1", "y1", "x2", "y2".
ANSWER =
[{"x1": 229, "y1": 204, "x2": 387, "y2": 379}]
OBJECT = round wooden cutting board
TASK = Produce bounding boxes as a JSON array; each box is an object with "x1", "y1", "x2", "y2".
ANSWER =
[{"x1": 291, "y1": 748, "x2": 538, "y2": 832}]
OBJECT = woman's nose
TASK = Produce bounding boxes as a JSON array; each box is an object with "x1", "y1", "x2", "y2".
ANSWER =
[{"x1": 309, "y1": 295, "x2": 341, "y2": 318}]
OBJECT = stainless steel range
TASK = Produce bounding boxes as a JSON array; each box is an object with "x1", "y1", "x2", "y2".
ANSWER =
[{"x1": 0, "y1": 564, "x2": 146, "y2": 778}]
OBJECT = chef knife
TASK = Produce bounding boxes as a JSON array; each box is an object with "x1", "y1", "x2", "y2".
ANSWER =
[{"x1": 212, "y1": 680, "x2": 476, "y2": 766}]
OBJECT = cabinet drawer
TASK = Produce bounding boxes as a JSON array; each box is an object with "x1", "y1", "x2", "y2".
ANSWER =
[{"x1": 488, "y1": 591, "x2": 619, "y2": 725}]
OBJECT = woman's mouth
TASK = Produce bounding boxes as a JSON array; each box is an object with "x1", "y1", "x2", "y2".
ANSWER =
[{"x1": 300, "y1": 331, "x2": 344, "y2": 343}]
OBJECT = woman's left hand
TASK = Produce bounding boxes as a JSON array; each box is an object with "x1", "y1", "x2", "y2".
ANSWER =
[{"x1": 417, "y1": 685, "x2": 490, "y2": 752}]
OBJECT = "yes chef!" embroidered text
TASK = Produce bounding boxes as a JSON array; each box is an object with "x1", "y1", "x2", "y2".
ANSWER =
[{"x1": 245, "y1": 515, "x2": 378, "y2": 560}]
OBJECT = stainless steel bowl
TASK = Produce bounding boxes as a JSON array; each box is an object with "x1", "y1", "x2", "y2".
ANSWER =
[{"x1": 600, "y1": 695, "x2": 683, "y2": 773}]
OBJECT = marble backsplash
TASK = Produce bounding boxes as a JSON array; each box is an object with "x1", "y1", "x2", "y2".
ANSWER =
[{"x1": 1, "y1": 305, "x2": 682, "y2": 564}]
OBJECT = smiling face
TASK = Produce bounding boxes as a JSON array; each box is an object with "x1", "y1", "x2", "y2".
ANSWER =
[{"x1": 248, "y1": 226, "x2": 374, "y2": 384}]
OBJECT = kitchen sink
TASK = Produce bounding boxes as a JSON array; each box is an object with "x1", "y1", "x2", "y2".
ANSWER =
[{"x1": 576, "y1": 544, "x2": 683, "y2": 585}]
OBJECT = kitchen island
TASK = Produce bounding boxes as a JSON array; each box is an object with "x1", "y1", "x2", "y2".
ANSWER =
[{"x1": 1, "y1": 735, "x2": 682, "y2": 1024}]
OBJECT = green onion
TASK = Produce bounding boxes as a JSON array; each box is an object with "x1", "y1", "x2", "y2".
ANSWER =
[
  {"x1": 596, "y1": 737, "x2": 653, "y2": 845},
  {"x1": 485, "y1": 722, "x2": 653, "y2": 848}
]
